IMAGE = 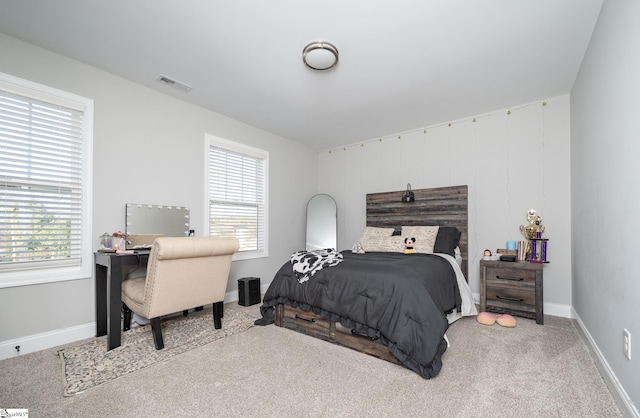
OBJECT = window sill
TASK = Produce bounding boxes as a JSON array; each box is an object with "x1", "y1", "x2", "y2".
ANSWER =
[{"x1": 0, "y1": 265, "x2": 91, "y2": 288}]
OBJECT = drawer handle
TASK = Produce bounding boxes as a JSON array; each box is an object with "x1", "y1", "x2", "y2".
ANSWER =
[
  {"x1": 351, "y1": 329, "x2": 379, "y2": 341},
  {"x1": 496, "y1": 295, "x2": 524, "y2": 302},
  {"x1": 495, "y1": 275, "x2": 524, "y2": 281},
  {"x1": 295, "y1": 314, "x2": 316, "y2": 323}
]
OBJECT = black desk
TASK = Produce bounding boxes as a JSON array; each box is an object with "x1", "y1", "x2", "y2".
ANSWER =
[{"x1": 94, "y1": 251, "x2": 149, "y2": 350}]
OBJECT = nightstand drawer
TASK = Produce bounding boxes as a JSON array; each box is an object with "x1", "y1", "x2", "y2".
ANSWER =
[
  {"x1": 485, "y1": 266, "x2": 537, "y2": 286},
  {"x1": 485, "y1": 285, "x2": 536, "y2": 306}
]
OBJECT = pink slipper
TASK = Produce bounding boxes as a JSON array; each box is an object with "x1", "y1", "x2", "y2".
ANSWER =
[
  {"x1": 496, "y1": 314, "x2": 516, "y2": 328},
  {"x1": 477, "y1": 311, "x2": 496, "y2": 326}
]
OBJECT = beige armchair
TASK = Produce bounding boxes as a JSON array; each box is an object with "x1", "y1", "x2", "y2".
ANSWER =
[{"x1": 122, "y1": 236, "x2": 239, "y2": 349}]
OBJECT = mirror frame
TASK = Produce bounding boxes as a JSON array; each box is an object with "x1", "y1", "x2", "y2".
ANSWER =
[
  {"x1": 305, "y1": 194, "x2": 337, "y2": 251},
  {"x1": 125, "y1": 203, "x2": 191, "y2": 237}
]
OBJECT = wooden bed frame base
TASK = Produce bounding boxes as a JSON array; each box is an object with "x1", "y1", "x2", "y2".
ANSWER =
[
  {"x1": 274, "y1": 303, "x2": 401, "y2": 365},
  {"x1": 273, "y1": 185, "x2": 468, "y2": 369}
]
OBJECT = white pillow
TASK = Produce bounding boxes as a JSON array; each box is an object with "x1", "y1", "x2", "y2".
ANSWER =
[
  {"x1": 401, "y1": 226, "x2": 440, "y2": 254},
  {"x1": 360, "y1": 235, "x2": 404, "y2": 253},
  {"x1": 352, "y1": 226, "x2": 395, "y2": 251},
  {"x1": 359, "y1": 226, "x2": 395, "y2": 239}
]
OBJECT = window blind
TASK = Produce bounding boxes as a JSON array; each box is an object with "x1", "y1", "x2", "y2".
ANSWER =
[
  {"x1": 207, "y1": 140, "x2": 267, "y2": 256},
  {"x1": 0, "y1": 90, "x2": 84, "y2": 271}
]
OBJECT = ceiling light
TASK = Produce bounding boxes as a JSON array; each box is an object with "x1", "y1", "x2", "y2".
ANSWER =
[{"x1": 302, "y1": 41, "x2": 339, "y2": 71}]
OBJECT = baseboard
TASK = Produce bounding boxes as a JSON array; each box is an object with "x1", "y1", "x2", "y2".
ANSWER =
[
  {"x1": 543, "y1": 301, "x2": 572, "y2": 318},
  {"x1": 0, "y1": 290, "x2": 573, "y2": 362},
  {"x1": 572, "y1": 308, "x2": 639, "y2": 418},
  {"x1": 0, "y1": 289, "x2": 265, "y2": 362},
  {"x1": 0, "y1": 322, "x2": 94, "y2": 361},
  {"x1": 224, "y1": 282, "x2": 270, "y2": 304}
]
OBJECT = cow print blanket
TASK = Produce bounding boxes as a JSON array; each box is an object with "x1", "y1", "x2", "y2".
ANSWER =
[{"x1": 291, "y1": 248, "x2": 343, "y2": 284}]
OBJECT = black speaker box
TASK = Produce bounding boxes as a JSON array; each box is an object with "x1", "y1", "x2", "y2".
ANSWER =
[{"x1": 238, "y1": 277, "x2": 261, "y2": 306}]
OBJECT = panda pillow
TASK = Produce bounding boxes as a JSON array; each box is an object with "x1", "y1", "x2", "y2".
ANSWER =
[{"x1": 401, "y1": 226, "x2": 439, "y2": 254}]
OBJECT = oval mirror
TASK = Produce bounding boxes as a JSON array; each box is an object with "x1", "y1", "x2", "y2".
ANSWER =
[{"x1": 306, "y1": 194, "x2": 337, "y2": 251}]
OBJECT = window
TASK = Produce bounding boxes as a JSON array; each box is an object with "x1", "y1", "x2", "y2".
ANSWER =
[
  {"x1": 0, "y1": 72, "x2": 93, "y2": 287},
  {"x1": 206, "y1": 135, "x2": 268, "y2": 260}
]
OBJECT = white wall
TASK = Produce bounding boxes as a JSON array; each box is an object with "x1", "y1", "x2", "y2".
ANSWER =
[
  {"x1": 318, "y1": 95, "x2": 572, "y2": 314},
  {"x1": 571, "y1": 0, "x2": 640, "y2": 412},
  {"x1": 0, "y1": 34, "x2": 318, "y2": 349}
]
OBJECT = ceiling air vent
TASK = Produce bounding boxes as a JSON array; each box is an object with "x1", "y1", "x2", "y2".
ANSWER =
[{"x1": 155, "y1": 74, "x2": 192, "y2": 92}]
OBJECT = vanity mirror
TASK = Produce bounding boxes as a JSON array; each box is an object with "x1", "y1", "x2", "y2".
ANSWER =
[
  {"x1": 125, "y1": 204, "x2": 191, "y2": 246},
  {"x1": 305, "y1": 194, "x2": 337, "y2": 251}
]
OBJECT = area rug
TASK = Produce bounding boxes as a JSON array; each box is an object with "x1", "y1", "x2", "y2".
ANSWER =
[{"x1": 57, "y1": 306, "x2": 255, "y2": 396}]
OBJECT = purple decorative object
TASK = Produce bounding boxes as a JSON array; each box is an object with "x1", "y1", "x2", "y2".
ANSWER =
[
  {"x1": 530, "y1": 240, "x2": 537, "y2": 261},
  {"x1": 541, "y1": 240, "x2": 547, "y2": 262}
]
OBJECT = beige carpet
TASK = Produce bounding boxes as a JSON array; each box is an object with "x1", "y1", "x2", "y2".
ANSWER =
[
  {"x1": 0, "y1": 304, "x2": 628, "y2": 417},
  {"x1": 56, "y1": 306, "x2": 254, "y2": 396}
]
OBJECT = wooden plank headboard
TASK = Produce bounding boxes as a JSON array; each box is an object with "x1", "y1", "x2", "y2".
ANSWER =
[{"x1": 366, "y1": 185, "x2": 469, "y2": 279}]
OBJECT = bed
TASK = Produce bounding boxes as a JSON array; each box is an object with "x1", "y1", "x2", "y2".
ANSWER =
[{"x1": 256, "y1": 185, "x2": 476, "y2": 378}]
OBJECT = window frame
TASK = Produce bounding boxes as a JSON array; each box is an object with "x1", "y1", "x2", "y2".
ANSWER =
[
  {"x1": 204, "y1": 134, "x2": 268, "y2": 261},
  {"x1": 0, "y1": 72, "x2": 93, "y2": 288}
]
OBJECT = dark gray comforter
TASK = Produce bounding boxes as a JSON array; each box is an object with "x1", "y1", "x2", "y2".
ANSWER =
[{"x1": 257, "y1": 251, "x2": 461, "y2": 378}]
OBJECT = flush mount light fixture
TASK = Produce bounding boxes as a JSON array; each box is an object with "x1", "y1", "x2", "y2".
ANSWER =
[{"x1": 302, "y1": 41, "x2": 339, "y2": 70}]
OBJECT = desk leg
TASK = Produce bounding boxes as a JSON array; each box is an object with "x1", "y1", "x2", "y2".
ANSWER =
[
  {"x1": 95, "y1": 263, "x2": 107, "y2": 337},
  {"x1": 107, "y1": 262, "x2": 123, "y2": 350}
]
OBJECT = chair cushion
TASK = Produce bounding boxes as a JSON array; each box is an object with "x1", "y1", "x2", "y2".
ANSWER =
[
  {"x1": 122, "y1": 277, "x2": 146, "y2": 305},
  {"x1": 126, "y1": 267, "x2": 147, "y2": 280}
]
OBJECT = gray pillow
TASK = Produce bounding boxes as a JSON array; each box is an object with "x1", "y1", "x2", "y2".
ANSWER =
[{"x1": 433, "y1": 227, "x2": 461, "y2": 257}]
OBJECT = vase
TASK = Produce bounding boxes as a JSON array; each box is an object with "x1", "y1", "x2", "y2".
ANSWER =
[
  {"x1": 112, "y1": 237, "x2": 125, "y2": 251},
  {"x1": 99, "y1": 233, "x2": 112, "y2": 250}
]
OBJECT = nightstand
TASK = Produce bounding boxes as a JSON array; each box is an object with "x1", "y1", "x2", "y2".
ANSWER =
[{"x1": 480, "y1": 260, "x2": 544, "y2": 324}]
